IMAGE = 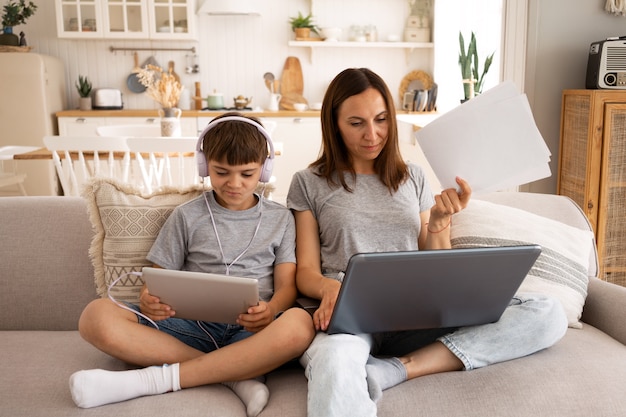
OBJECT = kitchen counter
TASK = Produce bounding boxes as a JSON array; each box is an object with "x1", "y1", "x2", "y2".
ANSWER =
[
  {"x1": 56, "y1": 110, "x2": 321, "y2": 118},
  {"x1": 57, "y1": 109, "x2": 438, "y2": 121}
]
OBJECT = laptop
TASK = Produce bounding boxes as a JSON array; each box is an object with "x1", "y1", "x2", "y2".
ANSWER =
[
  {"x1": 313, "y1": 245, "x2": 541, "y2": 335},
  {"x1": 141, "y1": 267, "x2": 259, "y2": 324}
]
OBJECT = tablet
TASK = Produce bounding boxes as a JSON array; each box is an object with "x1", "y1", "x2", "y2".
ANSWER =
[{"x1": 141, "y1": 267, "x2": 259, "y2": 324}]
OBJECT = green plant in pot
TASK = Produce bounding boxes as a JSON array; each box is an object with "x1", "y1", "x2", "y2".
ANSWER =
[
  {"x1": 0, "y1": 0, "x2": 36, "y2": 46},
  {"x1": 289, "y1": 11, "x2": 319, "y2": 40},
  {"x1": 76, "y1": 75, "x2": 92, "y2": 111},
  {"x1": 458, "y1": 31, "x2": 494, "y2": 101}
]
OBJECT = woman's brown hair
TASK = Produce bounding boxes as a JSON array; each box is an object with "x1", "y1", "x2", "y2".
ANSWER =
[{"x1": 311, "y1": 68, "x2": 408, "y2": 193}]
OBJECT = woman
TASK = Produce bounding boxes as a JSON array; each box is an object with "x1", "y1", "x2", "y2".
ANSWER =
[{"x1": 287, "y1": 68, "x2": 567, "y2": 417}]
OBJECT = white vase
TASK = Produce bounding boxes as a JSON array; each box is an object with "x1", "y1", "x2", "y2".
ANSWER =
[
  {"x1": 79, "y1": 97, "x2": 92, "y2": 111},
  {"x1": 159, "y1": 108, "x2": 182, "y2": 137}
]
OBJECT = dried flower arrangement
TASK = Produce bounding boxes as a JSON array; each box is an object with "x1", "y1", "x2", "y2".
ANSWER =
[{"x1": 137, "y1": 64, "x2": 183, "y2": 108}]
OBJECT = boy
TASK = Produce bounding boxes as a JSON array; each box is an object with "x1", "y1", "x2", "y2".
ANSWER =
[{"x1": 70, "y1": 113, "x2": 315, "y2": 417}]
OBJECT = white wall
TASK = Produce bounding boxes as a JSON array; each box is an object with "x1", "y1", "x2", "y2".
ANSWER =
[
  {"x1": 524, "y1": 0, "x2": 626, "y2": 194},
  {"x1": 15, "y1": 0, "x2": 620, "y2": 195},
  {"x1": 18, "y1": 0, "x2": 438, "y2": 111}
]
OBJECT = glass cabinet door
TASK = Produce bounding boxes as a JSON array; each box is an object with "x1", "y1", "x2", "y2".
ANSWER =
[
  {"x1": 55, "y1": 0, "x2": 195, "y2": 39},
  {"x1": 55, "y1": 0, "x2": 104, "y2": 38},
  {"x1": 149, "y1": 0, "x2": 195, "y2": 39},
  {"x1": 103, "y1": 0, "x2": 149, "y2": 38}
]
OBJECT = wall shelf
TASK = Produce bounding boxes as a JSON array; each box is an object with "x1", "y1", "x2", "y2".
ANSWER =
[{"x1": 288, "y1": 41, "x2": 434, "y2": 63}]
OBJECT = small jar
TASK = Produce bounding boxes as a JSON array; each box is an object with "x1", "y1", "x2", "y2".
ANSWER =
[{"x1": 365, "y1": 25, "x2": 378, "y2": 42}]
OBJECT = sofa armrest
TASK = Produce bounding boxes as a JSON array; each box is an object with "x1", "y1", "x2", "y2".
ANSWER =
[{"x1": 581, "y1": 277, "x2": 626, "y2": 345}]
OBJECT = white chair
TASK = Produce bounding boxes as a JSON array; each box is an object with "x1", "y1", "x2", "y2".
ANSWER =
[
  {"x1": 43, "y1": 136, "x2": 131, "y2": 196},
  {"x1": 125, "y1": 137, "x2": 199, "y2": 193},
  {"x1": 0, "y1": 146, "x2": 40, "y2": 196},
  {"x1": 96, "y1": 124, "x2": 162, "y2": 137}
]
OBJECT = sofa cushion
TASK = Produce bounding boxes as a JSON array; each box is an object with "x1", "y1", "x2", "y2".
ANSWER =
[
  {"x1": 451, "y1": 199, "x2": 595, "y2": 329},
  {"x1": 82, "y1": 178, "x2": 204, "y2": 303},
  {"x1": 0, "y1": 331, "x2": 250, "y2": 417},
  {"x1": 375, "y1": 324, "x2": 626, "y2": 417}
]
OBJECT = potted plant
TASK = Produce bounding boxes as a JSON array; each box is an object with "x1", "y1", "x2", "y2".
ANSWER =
[
  {"x1": 289, "y1": 11, "x2": 319, "y2": 40},
  {"x1": 75, "y1": 75, "x2": 92, "y2": 110},
  {"x1": 0, "y1": 0, "x2": 36, "y2": 46},
  {"x1": 458, "y1": 31, "x2": 494, "y2": 102}
]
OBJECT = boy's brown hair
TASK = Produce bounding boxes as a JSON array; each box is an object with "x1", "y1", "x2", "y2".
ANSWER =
[{"x1": 202, "y1": 112, "x2": 268, "y2": 166}]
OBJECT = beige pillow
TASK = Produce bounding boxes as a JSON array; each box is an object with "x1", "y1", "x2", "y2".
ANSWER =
[
  {"x1": 82, "y1": 178, "x2": 204, "y2": 303},
  {"x1": 451, "y1": 199, "x2": 595, "y2": 329},
  {"x1": 82, "y1": 178, "x2": 275, "y2": 303}
]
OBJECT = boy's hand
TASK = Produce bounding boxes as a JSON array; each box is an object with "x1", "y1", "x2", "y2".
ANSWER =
[
  {"x1": 237, "y1": 301, "x2": 273, "y2": 332},
  {"x1": 139, "y1": 284, "x2": 175, "y2": 321}
]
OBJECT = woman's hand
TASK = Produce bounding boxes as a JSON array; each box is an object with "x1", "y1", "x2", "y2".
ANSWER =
[
  {"x1": 420, "y1": 177, "x2": 472, "y2": 250},
  {"x1": 313, "y1": 278, "x2": 341, "y2": 331},
  {"x1": 430, "y1": 176, "x2": 472, "y2": 226},
  {"x1": 139, "y1": 284, "x2": 176, "y2": 321},
  {"x1": 237, "y1": 301, "x2": 274, "y2": 333}
]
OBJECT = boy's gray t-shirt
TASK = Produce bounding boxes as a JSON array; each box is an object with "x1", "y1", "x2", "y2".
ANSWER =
[
  {"x1": 147, "y1": 191, "x2": 296, "y2": 302},
  {"x1": 287, "y1": 163, "x2": 434, "y2": 278}
]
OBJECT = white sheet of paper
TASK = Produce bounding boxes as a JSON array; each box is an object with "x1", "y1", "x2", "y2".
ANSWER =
[{"x1": 415, "y1": 82, "x2": 551, "y2": 193}]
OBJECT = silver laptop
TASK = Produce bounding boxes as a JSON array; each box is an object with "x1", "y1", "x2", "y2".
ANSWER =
[
  {"x1": 141, "y1": 267, "x2": 259, "y2": 324},
  {"x1": 322, "y1": 245, "x2": 541, "y2": 335}
]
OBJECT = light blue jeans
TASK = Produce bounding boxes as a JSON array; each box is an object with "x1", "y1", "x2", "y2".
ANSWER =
[{"x1": 300, "y1": 293, "x2": 568, "y2": 417}]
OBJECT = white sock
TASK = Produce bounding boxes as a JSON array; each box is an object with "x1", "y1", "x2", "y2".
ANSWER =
[
  {"x1": 222, "y1": 378, "x2": 269, "y2": 417},
  {"x1": 365, "y1": 356, "x2": 407, "y2": 403},
  {"x1": 69, "y1": 363, "x2": 181, "y2": 408}
]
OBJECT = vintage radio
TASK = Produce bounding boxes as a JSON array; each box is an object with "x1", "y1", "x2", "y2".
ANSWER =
[{"x1": 586, "y1": 37, "x2": 626, "y2": 89}]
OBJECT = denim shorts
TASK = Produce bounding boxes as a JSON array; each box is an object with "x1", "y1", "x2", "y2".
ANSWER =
[{"x1": 125, "y1": 303, "x2": 253, "y2": 353}]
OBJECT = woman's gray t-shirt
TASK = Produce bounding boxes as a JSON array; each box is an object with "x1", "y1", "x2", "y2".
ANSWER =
[
  {"x1": 287, "y1": 163, "x2": 434, "y2": 277},
  {"x1": 147, "y1": 191, "x2": 296, "y2": 302}
]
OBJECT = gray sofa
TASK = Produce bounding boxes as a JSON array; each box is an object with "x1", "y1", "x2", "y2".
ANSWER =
[{"x1": 1, "y1": 192, "x2": 625, "y2": 417}]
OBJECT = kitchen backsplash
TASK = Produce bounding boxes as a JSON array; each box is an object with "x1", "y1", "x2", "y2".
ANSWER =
[{"x1": 17, "y1": 0, "x2": 433, "y2": 111}]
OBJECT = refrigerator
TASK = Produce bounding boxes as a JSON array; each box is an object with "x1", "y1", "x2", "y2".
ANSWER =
[{"x1": 0, "y1": 53, "x2": 66, "y2": 196}]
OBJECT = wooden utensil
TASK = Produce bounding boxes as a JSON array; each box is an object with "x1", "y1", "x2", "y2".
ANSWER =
[
  {"x1": 169, "y1": 61, "x2": 180, "y2": 83},
  {"x1": 280, "y1": 57, "x2": 303, "y2": 96},
  {"x1": 263, "y1": 72, "x2": 275, "y2": 93},
  {"x1": 194, "y1": 82, "x2": 203, "y2": 110}
]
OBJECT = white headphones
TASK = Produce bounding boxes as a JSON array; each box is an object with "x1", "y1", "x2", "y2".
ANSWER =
[{"x1": 196, "y1": 116, "x2": 275, "y2": 182}]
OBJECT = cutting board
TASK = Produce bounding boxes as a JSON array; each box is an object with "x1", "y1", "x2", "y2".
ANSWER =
[
  {"x1": 280, "y1": 56, "x2": 303, "y2": 95},
  {"x1": 279, "y1": 57, "x2": 305, "y2": 109}
]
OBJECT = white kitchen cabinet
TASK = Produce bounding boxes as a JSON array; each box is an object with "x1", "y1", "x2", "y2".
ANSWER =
[
  {"x1": 147, "y1": 0, "x2": 196, "y2": 40},
  {"x1": 55, "y1": 0, "x2": 196, "y2": 40},
  {"x1": 55, "y1": 0, "x2": 104, "y2": 38},
  {"x1": 58, "y1": 116, "x2": 106, "y2": 135},
  {"x1": 101, "y1": 0, "x2": 149, "y2": 38},
  {"x1": 106, "y1": 116, "x2": 198, "y2": 136},
  {"x1": 58, "y1": 115, "x2": 197, "y2": 136},
  {"x1": 263, "y1": 117, "x2": 322, "y2": 204}
]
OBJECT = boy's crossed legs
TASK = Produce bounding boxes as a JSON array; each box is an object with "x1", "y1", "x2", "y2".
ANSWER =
[{"x1": 71, "y1": 299, "x2": 314, "y2": 416}]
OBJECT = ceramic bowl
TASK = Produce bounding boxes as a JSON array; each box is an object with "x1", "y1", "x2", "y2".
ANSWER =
[
  {"x1": 294, "y1": 103, "x2": 308, "y2": 112},
  {"x1": 322, "y1": 27, "x2": 342, "y2": 42}
]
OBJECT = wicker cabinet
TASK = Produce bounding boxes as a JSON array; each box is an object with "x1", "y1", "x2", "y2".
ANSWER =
[{"x1": 558, "y1": 89, "x2": 626, "y2": 287}]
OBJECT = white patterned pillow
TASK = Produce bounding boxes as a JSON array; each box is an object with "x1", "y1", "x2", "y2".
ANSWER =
[
  {"x1": 451, "y1": 199, "x2": 595, "y2": 329},
  {"x1": 82, "y1": 178, "x2": 204, "y2": 303}
]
